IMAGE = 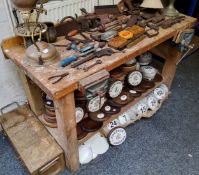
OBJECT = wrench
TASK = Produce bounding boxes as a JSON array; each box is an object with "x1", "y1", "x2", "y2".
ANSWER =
[
  {"x1": 83, "y1": 60, "x2": 102, "y2": 72},
  {"x1": 71, "y1": 48, "x2": 114, "y2": 68}
]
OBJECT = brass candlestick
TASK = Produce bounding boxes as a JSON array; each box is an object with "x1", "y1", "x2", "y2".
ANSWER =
[{"x1": 163, "y1": 0, "x2": 179, "y2": 17}]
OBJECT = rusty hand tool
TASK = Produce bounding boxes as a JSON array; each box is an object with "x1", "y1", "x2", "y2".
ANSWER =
[
  {"x1": 60, "y1": 43, "x2": 99, "y2": 67},
  {"x1": 71, "y1": 48, "x2": 114, "y2": 68},
  {"x1": 146, "y1": 16, "x2": 185, "y2": 30},
  {"x1": 48, "y1": 72, "x2": 69, "y2": 84},
  {"x1": 65, "y1": 29, "x2": 92, "y2": 44},
  {"x1": 83, "y1": 60, "x2": 102, "y2": 72},
  {"x1": 138, "y1": 15, "x2": 165, "y2": 28},
  {"x1": 53, "y1": 40, "x2": 80, "y2": 49}
]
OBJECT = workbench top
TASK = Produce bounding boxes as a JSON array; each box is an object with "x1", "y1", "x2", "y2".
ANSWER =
[{"x1": 1, "y1": 15, "x2": 197, "y2": 100}]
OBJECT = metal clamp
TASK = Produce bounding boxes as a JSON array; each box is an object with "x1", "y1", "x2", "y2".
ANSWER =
[
  {"x1": 0, "y1": 102, "x2": 19, "y2": 115},
  {"x1": 177, "y1": 44, "x2": 195, "y2": 65}
]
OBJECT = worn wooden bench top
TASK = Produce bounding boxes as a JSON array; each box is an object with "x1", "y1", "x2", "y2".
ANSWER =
[{"x1": 1, "y1": 15, "x2": 197, "y2": 100}]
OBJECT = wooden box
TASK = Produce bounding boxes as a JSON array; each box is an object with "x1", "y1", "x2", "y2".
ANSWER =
[{"x1": 1, "y1": 105, "x2": 65, "y2": 175}]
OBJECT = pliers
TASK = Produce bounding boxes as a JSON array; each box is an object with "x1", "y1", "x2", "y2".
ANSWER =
[{"x1": 48, "y1": 72, "x2": 69, "y2": 84}]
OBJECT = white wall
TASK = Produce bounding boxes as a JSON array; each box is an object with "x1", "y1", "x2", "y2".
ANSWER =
[
  {"x1": 0, "y1": 1, "x2": 26, "y2": 111},
  {"x1": 0, "y1": 0, "x2": 121, "y2": 111}
]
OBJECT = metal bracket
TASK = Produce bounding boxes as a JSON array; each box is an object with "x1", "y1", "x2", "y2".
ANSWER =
[
  {"x1": 0, "y1": 102, "x2": 20, "y2": 115},
  {"x1": 177, "y1": 44, "x2": 195, "y2": 65},
  {"x1": 78, "y1": 70, "x2": 110, "y2": 94},
  {"x1": 176, "y1": 29, "x2": 195, "y2": 65}
]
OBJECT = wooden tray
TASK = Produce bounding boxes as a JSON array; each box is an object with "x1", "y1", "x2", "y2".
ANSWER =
[{"x1": 1, "y1": 105, "x2": 65, "y2": 175}]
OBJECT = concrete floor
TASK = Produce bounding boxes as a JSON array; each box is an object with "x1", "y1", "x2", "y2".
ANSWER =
[{"x1": 0, "y1": 50, "x2": 199, "y2": 175}]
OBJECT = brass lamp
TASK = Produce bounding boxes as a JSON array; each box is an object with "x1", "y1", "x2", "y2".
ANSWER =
[
  {"x1": 10, "y1": 0, "x2": 47, "y2": 38},
  {"x1": 10, "y1": 0, "x2": 59, "y2": 65}
]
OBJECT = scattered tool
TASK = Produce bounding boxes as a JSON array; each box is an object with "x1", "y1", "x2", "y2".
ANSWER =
[
  {"x1": 65, "y1": 29, "x2": 92, "y2": 44},
  {"x1": 48, "y1": 72, "x2": 69, "y2": 84},
  {"x1": 60, "y1": 43, "x2": 99, "y2": 67},
  {"x1": 70, "y1": 42, "x2": 95, "y2": 52},
  {"x1": 146, "y1": 16, "x2": 185, "y2": 30},
  {"x1": 71, "y1": 48, "x2": 114, "y2": 68},
  {"x1": 138, "y1": 15, "x2": 165, "y2": 28},
  {"x1": 83, "y1": 60, "x2": 102, "y2": 72},
  {"x1": 53, "y1": 40, "x2": 80, "y2": 50}
]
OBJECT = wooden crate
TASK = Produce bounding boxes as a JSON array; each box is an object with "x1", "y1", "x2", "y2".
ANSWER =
[{"x1": 0, "y1": 105, "x2": 65, "y2": 175}]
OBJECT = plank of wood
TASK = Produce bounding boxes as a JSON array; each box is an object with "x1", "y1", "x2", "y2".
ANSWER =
[
  {"x1": 162, "y1": 54, "x2": 181, "y2": 88},
  {"x1": 19, "y1": 69, "x2": 45, "y2": 116},
  {"x1": 1, "y1": 36, "x2": 23, "y2": 59},
  {"x1": 1, "y1": 15, "x2": 196, "y2": 99},
  {"x1": 78, "y1": 80, "x2": 163, "y2": 145},
  {"x1": 1, "y1": 105, "x2": 64, "y2": 175},
  {"x1": 102, "y1": 81, "x2": 163, "y2": 128},
  {"x1": 79, "y1": 69, "x2": 110, "y2": 93},
  {"x1": 150, "y1": 41, "x2": 183, "y2": 88},
  {"x1": 150, "y1": 41, "x2": 177, "y2": 60},
  {"x1": 104, "y1": 95, "x2": 169, "y2": 135},
  {"x1": 54, "y1": 92, "x2": 79, "y2": 172}
]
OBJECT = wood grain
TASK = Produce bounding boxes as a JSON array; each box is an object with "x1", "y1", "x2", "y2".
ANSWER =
[
  {"x1": 1, "y1": 15, "x2": 196, "y2": 99},
  {"x1": 78, "y1": 80, "x2": 162, "y2": 145},
  {"x1": 150, "y1": 41, "x2": 183, "y2": 88},
  {"x1": 54, "y1": 92, "x2": 79, "y2": 172},
  {"x1": 19, "y1": 69, "x2": 45, "y2": 116},
  {"x1": 1, "y1": 105, "x2": 64, "y2": 175}
]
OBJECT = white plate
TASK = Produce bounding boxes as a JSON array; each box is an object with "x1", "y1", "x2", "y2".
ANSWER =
[
  {"x1": 147, "y1": 96, "x2": 159, "y2": 111},
  {"x1": 108, "y1": 127, "x2": 127, "y2": 146},
  {"x1": 159, "y1": 84, "x2": 169, "y2": 94},
  {"x1": 154, "y1": 88, "x2": 166, "y2": 100},
  {"x1": 127, "y1": 71, "x2": 142, "y2": 86},
  {"x1": 137, "y1": 103, "x2": 148, "y2": 116},
  {"x1": 75, "y1": 107, "x2": 84, "y2": 123},
  {"x1": 108, "y1": 81, "x2": 123, "y2": 98},
  {"x1": 90, "y1": 136, "x2": 109, "y2": 155},
  {"x1": 118, "y1": 112, "x2": 130, "y2": 125}
]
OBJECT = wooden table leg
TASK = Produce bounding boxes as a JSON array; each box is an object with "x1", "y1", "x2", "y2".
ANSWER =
[
  {"x1": 18, "y1": 70, "x2": 44, "y2": 116},
  {"x1": 54, "y1": 92, "x2": 79, "y2": 172},
  {"x1": 150, "y1": 41, "x2": 183, "y2": 89},
  {"x1": 161, "y1": 54, "x2": 179, "y2": 88}
]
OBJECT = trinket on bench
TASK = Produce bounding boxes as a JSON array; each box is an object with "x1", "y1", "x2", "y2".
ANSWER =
[{"x1": 108, "y1": 127, "x2": 127, "y2": 146}]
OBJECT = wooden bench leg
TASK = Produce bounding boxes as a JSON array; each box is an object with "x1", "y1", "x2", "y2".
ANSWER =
[
  {"x1": 54, "y1": 92, "x2": 79, "y2": 172},
  {"x1": 162, "y1": 58, "x2": 177, "y2": 88},
  {"x1": 19, "y1": 70, "x2": 44, "y2": 116},
  {"x1": 162, "y1": 50, "x2": 182, "y2": 89},
  {"x1": 150, "y1": 42, "x2": 183, "y2": 89}
]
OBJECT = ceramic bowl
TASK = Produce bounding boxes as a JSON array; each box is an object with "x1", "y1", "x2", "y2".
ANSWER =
[
  {"x1": 146, "y1": 95, "x2": 160, "y2": 111},
  {"x1": 124, "y1": 57, "x2": 136, "y2": 66},
  {"x1": 140, "y1": 66, "x2": 157, "y2": 80},
  {"x1": 159, "y1": 84, "x2": 169, "y2": 95},
  {"x1": 153, "y1": 87, "x2": 166, "y2": 100},
  {"x1": 126, "y1": 107, "x2": 138, "y2": 121},
  {"x1": 118, "y1": 113, "x2": 131, "y2": 125},
  {"x1": 79, "y1": 145, "x2": 93, "y2": 164},
  {"x1": 136, "y1": 100, "x2": 149, "y2": 117},
  {"x1": 138, "y1": 52, "x2": 152, "y2": 65},
  {"x1": 90, "y1": 136, "x2": 109, "y2": 155}
]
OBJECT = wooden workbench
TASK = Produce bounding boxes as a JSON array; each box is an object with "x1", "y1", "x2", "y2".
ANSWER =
[{"x1": 1, "y1": 15, "x2": 197, "y2": 172}]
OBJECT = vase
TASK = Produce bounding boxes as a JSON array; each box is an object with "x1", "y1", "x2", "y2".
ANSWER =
[{"x1": 163, "y1": 0, "x2": 179, "y2": 17}]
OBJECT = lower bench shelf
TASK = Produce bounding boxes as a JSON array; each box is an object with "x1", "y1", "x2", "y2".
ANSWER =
[{"x1": 39, "y1": 80, "x2": 164, "y2": 146}]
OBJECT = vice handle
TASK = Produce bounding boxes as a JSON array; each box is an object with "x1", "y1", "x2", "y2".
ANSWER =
[{"x1": 60, "y1": 55, "x2": 78, "y2": 67}]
